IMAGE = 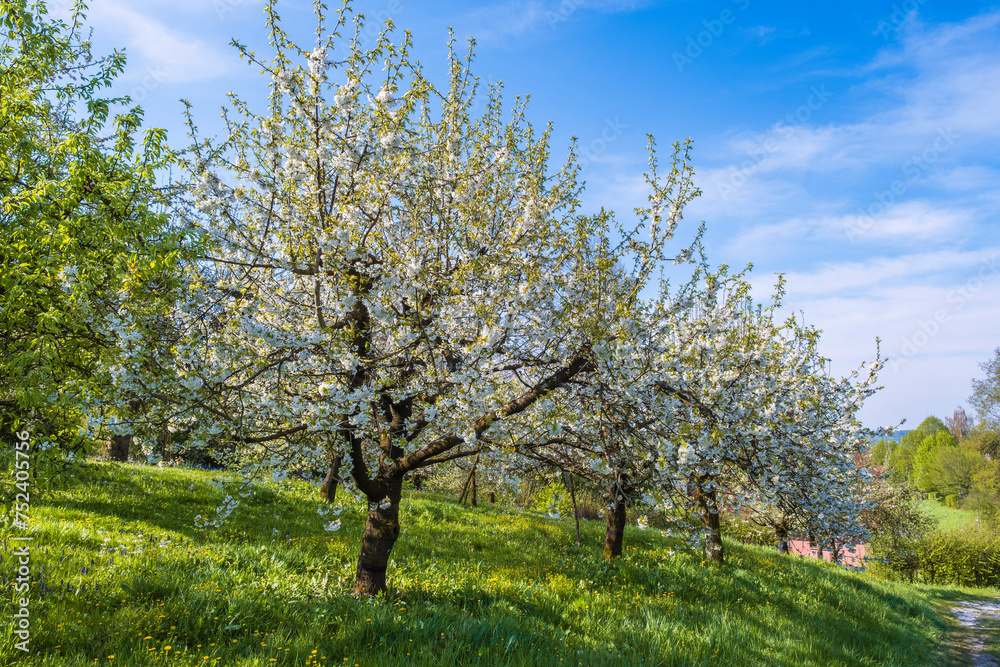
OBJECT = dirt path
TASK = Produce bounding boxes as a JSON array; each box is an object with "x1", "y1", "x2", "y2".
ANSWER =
[{"x1": 951, "y1": 599, "x2": 1000, "y2": 666}]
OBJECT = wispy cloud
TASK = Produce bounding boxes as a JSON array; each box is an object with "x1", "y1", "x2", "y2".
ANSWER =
[
  {"x1": 88, "y1": 0, "x2": 235, "y2": 83},
  {"x1": 741, "y1": 24, "x2": 777, "y2": 45},
  {"x1": 782, "y1": 248, "x2": 999, "y2": 295},
  {"x1": 711, "y1": 14, "x2": 999, "y2": 164},
  {"x1": 460, "y1": 0, "x2": 650, "y2": 42},
  {"x1": 754, "y1": 249, "x2": 1000, "y2": 424},
  {"x1": 665, "y1": 11, "x2": 1000, "y2": 424}
]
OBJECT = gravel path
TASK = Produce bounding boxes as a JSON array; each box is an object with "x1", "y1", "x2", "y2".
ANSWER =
[{"x1": 953, "y1": 600, "x2": 1000, "y2": 667}]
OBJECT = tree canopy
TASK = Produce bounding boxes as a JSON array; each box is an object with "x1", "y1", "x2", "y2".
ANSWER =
[{"x1": 0, "y1": 0, "x2": 185, "y2": 495}]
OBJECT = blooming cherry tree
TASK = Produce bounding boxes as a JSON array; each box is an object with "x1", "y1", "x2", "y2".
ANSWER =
[
  {"x1": 647, "y1": 273, "x2": 886, "y2": 563},
  {"x1": 101, "y1": 2, "x2": 700, "y2": 596}
]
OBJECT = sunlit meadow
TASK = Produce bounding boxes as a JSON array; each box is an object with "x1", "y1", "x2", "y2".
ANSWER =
[{"x1": 1, "y1": 461, "x2": 954, "y2": 665}]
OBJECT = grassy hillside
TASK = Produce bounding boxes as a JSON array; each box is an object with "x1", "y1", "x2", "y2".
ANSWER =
[
  {"x1": 0, "y1": 462, "x2": 960, "y2": 665},
  {"x1": 918, "y1": 499, "x2": 980, "y2": 532}
]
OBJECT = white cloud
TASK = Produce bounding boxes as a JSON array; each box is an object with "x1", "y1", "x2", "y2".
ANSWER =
[
  {"x1": 780, "y1": 248, "x2": 1000, "y2": 296},
  {"x1": 688, "y1": 10, "x2": 1000, "y2": 230},
  {"x1": 764, "y1": 250, "x2": 1000, "y2": 425},
  {"x1": 845, "y1": 199, "x2": 974, "y2": 243},
  {"x1": 460, "y1": 0, "x2": 650, "y2": 42},
  {"x1": 718, "y1": 200, "x2": 974, "y2": 257},
  {"x1": 87, "y1": 0, "x2": 234, "y2": 83}
]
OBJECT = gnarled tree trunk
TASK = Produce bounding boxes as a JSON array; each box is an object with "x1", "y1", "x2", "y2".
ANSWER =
[
  {"x1": 694, "y1": 475, "x2": 724, "y2": 563},
  {"x1": 353, "y1": 475, "x2": 403, "y2": 597},
  {"x1": 603, "y1": 492, "x2": 628, "y2": 560},
  {"x1": 346, "y1": 352, "x2": 595, "y2": 596}
]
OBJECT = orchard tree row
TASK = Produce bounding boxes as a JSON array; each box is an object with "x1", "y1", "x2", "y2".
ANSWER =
[{"x1": 1, "y1": 0, "x2": 887, "y2": 596}]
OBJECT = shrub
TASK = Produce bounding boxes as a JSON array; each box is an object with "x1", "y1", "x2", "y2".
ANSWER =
[{"x1": 919, "y1": 530, "x2": 1000, "y2": 587}]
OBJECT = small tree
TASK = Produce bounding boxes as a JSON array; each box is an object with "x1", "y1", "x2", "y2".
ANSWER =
[
  {"x1": 945, "y1": 407, "x2": 972, "y2": 441},
  {"x1": 888, "y1": 416, "x2": 952, "y2": 482},
  {"x1": 517, "y1": 264, "x2": 885, "y2": 565}
]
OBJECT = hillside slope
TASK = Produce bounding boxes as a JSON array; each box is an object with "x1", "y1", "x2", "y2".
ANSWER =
[
  {"x1": 918, "y1": 499, "x2": 980, "y2": 532},
  {"x1": 1, "y1": 462, "x2": 955, "y2": 665}
]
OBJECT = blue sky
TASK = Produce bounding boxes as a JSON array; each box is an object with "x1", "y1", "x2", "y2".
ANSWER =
[{"x1": 67, "y1": 0, "x2": 999, "y2": 429}]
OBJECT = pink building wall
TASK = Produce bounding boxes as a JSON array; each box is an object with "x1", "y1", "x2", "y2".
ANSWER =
[{"x1": 787, "y1": 540, "x2": 867, "y2": 569}]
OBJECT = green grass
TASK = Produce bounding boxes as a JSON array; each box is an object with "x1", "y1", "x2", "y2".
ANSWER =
[
  {"x1": 918, "y1": 499, "x2": 980, "y2": 532},
  {"x1": 0, "y1": 461, "x2": 979, "y2": 666}
]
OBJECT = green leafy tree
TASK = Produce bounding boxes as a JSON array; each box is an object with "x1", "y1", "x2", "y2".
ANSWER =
[
  {"x1": 967, "y1": 457, "x2": 1000, "y2": 526},
  {"x1": 965, "y1": 423, "x2": 1000, "y2": 460},
  {"x1": 888, "y1": 416, "x2": 950, "y2": 483},
  {"x1": 920, "y1": 446, "x2": 982, "y2": 497},
  {"x1": 912, "y1": 430, "x2": 958, "y2": 491},
  {"x1": 0, "y1": 0, "x2": 184, "y2": 497}
]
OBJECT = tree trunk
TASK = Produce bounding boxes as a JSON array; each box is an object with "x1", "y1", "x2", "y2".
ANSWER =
[
  {"x1": 603, "y1": 494, "x2": 627, "y2": 561},
  {"x1": 488, "y1": 491, "x2": 495, "y2": 504},
  {"x1": 458, "y1": 454, "x2": 480, "y2": 506},
  {"x1": 105, "y1": 434, "x2": 130, "y2": 462},
  {"x1": 156, "y1": 427, "x2": 171, "y2": 463},
  {"x1": 354, "y1": 476, "x2": 403, "y2": 597},
  {"x1": 830, "y1": 540, "x2": 841, "y2": 564},
  {"x1": 320, "y1": 454, "x2": 343, "y2": 503},
  {"x1": 694, "y1": 475, "x2": 724, "y2": 563},
  {"x1": 776, "y1": 525, "x2": 790, "y2": 554}
]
